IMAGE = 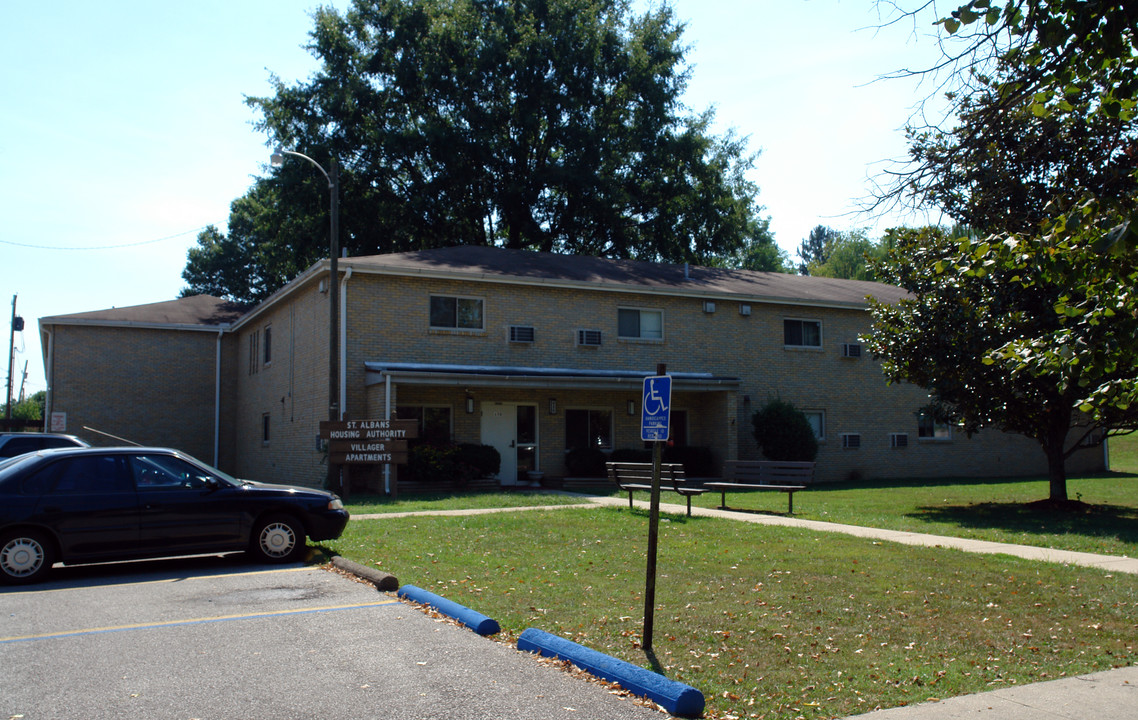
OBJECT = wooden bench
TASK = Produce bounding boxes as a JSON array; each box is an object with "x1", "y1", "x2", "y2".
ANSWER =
[
  {"x1": 606, "y1": 462, "x2": 707, "y2": 517},
  {"x1": 704, "y1": 460, "x2": 813, "y2": 513}
]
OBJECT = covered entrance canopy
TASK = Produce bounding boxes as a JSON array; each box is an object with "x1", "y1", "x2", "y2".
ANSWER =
[
  {"x1": 364, "y1": 362, "x2": 741, "y2": 391},
  {"x1": 364, "y1": 362, "x2": 741, "y2": 487}
]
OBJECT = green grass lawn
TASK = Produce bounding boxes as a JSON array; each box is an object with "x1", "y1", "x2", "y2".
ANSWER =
[
  {"x1": 683, "y1": 473, "x2": 1138, "y2": 558},
  {"x1": 325, "y1": 506, "x2": 1137, "y2": 720},
  {"x1": 342, "y1": 489, "x2": 588, "y2": 515},
  {"x1": 1110, "y1": 432, "x2": 1138, "y2": 473}
]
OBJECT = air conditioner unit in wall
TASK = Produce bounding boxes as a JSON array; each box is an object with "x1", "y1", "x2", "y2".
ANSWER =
[
  {"x1": 890, "y1": 433, "x2": 909, "y2": 448},
  {"x1": 842, "y1": 343, "x2": 862, "y2": 358},
  {"x1": 577, "y1": 329, "x2": 602, "y2": 346},
  {"x1": 508, "y1": 325, "x2": 535, "y2": 343},
  {"x1": 841, "y1": 433, "x2": 861, "y2": 449}
]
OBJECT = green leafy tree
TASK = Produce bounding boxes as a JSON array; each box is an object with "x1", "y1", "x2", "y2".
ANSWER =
[
  {"x1": 897, "y1": 75, "x2": 1137, "y2": 236},
  {"x1": 803, "y1": 229, "x2": 884, "y2": 281},
  {"x1": 795, "y1": 225, "x2": 839, "y2": 275},
  {"x1": 183, "y1": 0, "x2": 777, "y2": 303},
  {"x1": 931, "y1": 1, "x2": 1138, "y2": 120},
  {"x1": 865, "y1": 222, "x2": 1138, "y2": 503},
  {"x1": 1, "y1": 391, "x2": 45, "y2": 422},
  {"x1": 751, "y1": 398, "x2": 818, "y2": 462}
]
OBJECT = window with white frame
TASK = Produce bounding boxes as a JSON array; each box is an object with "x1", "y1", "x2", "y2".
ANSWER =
[
  {"x1": 565, "y1": 408, "x2": 613, "y2": 450},
  {"x1": 429, "y1": 295, "x2": 484, "y2": 330},
  {"x1": 784, "y1": 318, "x2": 822, "y2": 348},
  {"x1": 618, "y1": 308, "x2": 663, "y2": 340},
  {"x1": 917, "y1": 408, "x2": 953, "y2": 440},
  {"x1": 804, "y1": 410, "x2": 826, "y2": 440}
]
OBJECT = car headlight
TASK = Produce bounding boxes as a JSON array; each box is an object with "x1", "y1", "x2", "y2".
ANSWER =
[{"x1": 327, "y1": 498, "x2": 344, "y2": 511}]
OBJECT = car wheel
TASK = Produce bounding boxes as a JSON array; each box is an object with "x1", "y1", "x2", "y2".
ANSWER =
[
  {"x1": 0, "y1": 530, "x2": 54, "y2": 584},
  {"x1": 250, "y1": 514, "x2": 306, "y2": 563}
]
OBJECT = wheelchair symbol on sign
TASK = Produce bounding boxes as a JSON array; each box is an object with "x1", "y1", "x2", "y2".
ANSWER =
[{"x1": 643, "y1": 379, "x2": 669, "y2": 417}]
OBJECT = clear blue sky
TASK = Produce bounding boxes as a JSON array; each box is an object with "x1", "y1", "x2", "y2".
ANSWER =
[{"x1": 1, "y1": 1, "x2": 947, "y2": 398}]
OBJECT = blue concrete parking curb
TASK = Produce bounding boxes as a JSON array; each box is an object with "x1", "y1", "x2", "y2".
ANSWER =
[
  {"x1": 396, "y1": 584, "x2": 501, "y2": 636},
  {"x1": 517, "y1": 627, "x2": 705, "y2": 717}
]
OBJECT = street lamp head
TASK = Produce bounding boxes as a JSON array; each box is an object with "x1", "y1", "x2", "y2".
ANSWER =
[{"x1": 270, "y1": 147, "x2": 285, "y2": 168}]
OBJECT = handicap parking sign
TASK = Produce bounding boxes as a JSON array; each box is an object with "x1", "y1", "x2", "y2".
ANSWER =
[{"x1": 641, "y1": 375, "x2": 672, "y2": 442}]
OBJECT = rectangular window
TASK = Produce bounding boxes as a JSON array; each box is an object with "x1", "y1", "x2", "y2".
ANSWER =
[
  {"x1": 784, "y1": 318, "x2": 822, "y2": 348},
  {"x1": 395, "y1": 405, "x2": 453, "y2": 445},
  {"x1": 565, "y1": 408, "x2": 613, "y2": 451},
  {"x1": 618, "y1": 308, "x2": 663, "y2": 339},
  {"x1": 263, "y1": 326, "x2": 272, "y2": 366},
  {"x1": 261, "y1": 414, "x2": 270, "y2": 446},
  {"x1": 917, "y1": 409, "x2": 953, "y2": 440},
  {"x1": 430, "y1": 295, "x2": 484, "y2": 330},
  {"x1": 804, "y1": 410, "x2": 826, "y2": 440},
  {"x1": 248, "y1": 333, "x2": 259, "y2": 375}
]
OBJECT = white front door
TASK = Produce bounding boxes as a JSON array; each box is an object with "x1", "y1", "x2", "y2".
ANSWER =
[{"x1": 480, "y1": 403, "x2": 538, "y2": 486}]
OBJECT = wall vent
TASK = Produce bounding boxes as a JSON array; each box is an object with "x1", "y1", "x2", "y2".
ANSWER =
[
  {"x1": 703, "y1": 301, "x2": 716, "y2": 314},
  {"x1": 577, "y1": 329, "x2": 602, "y2": 346},
  {"x1": 842, "y1": 343, "x2": 862, "y2": 358},
  {"x1": 739, "y1": 304, "x2": 751, "y2": 316}
]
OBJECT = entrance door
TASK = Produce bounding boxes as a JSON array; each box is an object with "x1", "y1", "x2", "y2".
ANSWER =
[{"x1": 480, "y1": 403, "x2": 538, "y2": 486}]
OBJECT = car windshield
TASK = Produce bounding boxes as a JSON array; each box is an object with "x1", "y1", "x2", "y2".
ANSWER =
[{"x1": 159, "y1": 451, "x2": 245, "y2": 488}]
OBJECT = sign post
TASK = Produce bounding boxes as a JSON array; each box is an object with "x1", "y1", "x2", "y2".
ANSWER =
[{"x1": 640, "y1": 365, "x2": 670, "y2": 652}]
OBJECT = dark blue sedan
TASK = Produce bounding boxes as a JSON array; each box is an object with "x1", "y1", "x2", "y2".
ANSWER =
[{"x1": 0, "y1": 447, "x2": 349, "y2": 584}]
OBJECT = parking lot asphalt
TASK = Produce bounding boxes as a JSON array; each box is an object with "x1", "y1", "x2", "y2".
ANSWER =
[{"x1": 0, "y1": 557, "x2": 665, "y2": 720}]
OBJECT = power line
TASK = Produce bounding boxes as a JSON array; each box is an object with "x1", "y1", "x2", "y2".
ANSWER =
[{"x1": 0, "y1": 225, "x2": 217, "y2": 251}]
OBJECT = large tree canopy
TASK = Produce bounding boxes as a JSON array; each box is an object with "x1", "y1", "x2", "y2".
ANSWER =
[
  {"x1": 183, "y1": 0, "x2": 778, "y2": 303},
  {"x1": 866, "y1": 221, "x2": 1138, "y2": 502},
  {"x1": 865, "y1": 4, "x2": 1138, "y2": 502},
  {"x1": 932, "y1": 1, "x2": 1138, "y2": 120}
]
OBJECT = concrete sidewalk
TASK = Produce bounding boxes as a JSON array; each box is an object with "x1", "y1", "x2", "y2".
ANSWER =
[
  {"x1": 839, "y1": 665, "x2": 1138, "y2": 719},
  {"x1": 592, "y1": 494, "x2": 1138, "y2": 574}
]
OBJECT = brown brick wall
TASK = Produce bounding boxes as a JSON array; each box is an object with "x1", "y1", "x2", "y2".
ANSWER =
[
  {"x1": 47, "y1": 324, "x2": 220, "y2": 461},
  {"x1": 49, "y1": 267, "x2": 1104, "y2": 491}
]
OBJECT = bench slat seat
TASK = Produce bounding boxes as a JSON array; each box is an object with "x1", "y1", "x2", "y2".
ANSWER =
[
  {"x1": 606, "y1": 462, "x2": 706, "y2": 517},
  {"x1": 705, "y1": 460, "x2": 814, "y2": 513}
]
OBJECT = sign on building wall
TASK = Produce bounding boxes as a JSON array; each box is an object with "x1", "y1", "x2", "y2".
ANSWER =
[
  {"x1": 50, "y1": 412, "x2": 67, "y2": 433},
  {"x1": 319, "y1": 419, "x2": 418, "y2": 465}
]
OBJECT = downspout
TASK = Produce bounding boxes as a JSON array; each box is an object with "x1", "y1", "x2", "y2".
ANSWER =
[
  {"x1": 42, "y1": 326, "x2": 53, "y2": 432},
  {"x1": 339, "y1": 266, "x2": 353, "y2": 420},
  {"x1": 384, "y1": 371, "x2": 392, "y2": 495},
  {"x1": 214, "y1": 328, "x2": 223, "y2": 467}
]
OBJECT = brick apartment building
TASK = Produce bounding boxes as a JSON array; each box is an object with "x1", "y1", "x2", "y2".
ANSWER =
[{"x1": 38, "y1": 246, "x2": 1105, "y2": 489}]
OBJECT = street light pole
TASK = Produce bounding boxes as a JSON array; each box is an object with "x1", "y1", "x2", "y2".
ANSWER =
[{"x1": 271, "y1": 148, "x2": 341, "y2": 494}]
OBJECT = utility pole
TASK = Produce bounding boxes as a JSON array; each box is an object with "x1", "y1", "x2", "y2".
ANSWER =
[{"x1": 6, "y1": 294, "x2": 21, "y2": 422}]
